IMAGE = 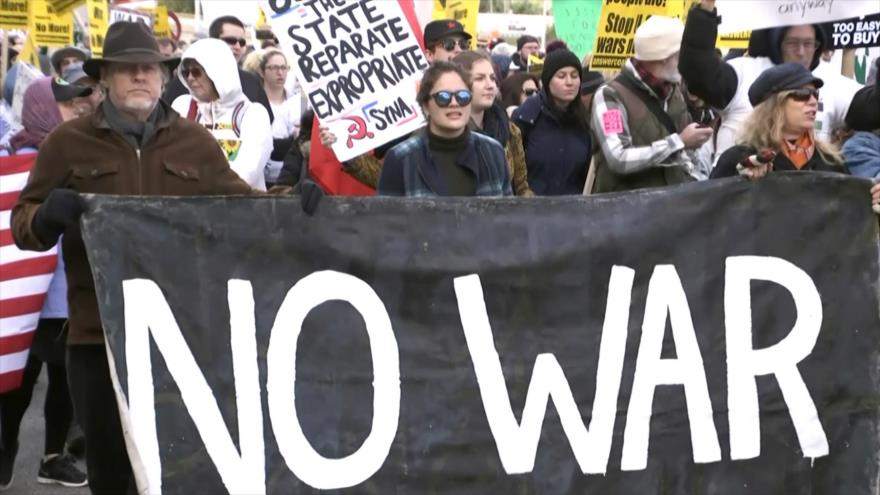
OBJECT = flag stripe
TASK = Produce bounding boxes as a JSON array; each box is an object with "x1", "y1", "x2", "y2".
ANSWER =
[
  {"x1": 0, "y1": 312, "x2": 43, "y2": 337},
  {"x1": 0, "y1": 369, "x2": 26, "y2": 393},
  {"x1": 0, "y1": 293, "x2": 46, "y2": 318},
  {"x1": 0, "y1": 274, "x2": 55, "y2": 299},
  {"x1": 0, "y1": 330, "x2": 35, "y2": 355},
  {"x1": 0, "y1": 229, "x2": 12, "y2": 247},
  {"x1": 0, "y1": 349, "x2": 29, "y2": 374},
  {"x1": 0, "y1": 256, "x2": 58, "y2": 282},
  {"x1": 0, "y1": 171, "x2": 29, "y2": 194},
  {"x1": 0, "y1": 191, "x2": 18, "y2": 211}
]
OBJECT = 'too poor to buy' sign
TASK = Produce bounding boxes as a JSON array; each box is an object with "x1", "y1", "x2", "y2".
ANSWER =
[{"x1": 28, "y1": 0, "x2": 73, "y2": 48}]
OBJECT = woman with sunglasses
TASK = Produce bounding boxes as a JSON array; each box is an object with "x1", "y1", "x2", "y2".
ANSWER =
[
  {"x1": 453, "y1": 51, "x2": 532, "y2": 196},
  {"x1": 500, "y1": 72, "x2": 540, "y2": 118},
  {"x1": 377, "y1": 62, "x2": 512, "y2": 197},
  {"x1": 712, "y1": 63, "x2": 847, "y2": 179},
  {"x1": 513, "y1": 49, "x2": 592, "y2": 196},
  {"x1": 171, "y1": 39, "x2": 273, "y2": 190}
]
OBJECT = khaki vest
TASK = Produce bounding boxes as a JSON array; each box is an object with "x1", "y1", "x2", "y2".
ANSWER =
[{"x1": 593, "y1": 75, "x2": 694, "y2": 194}]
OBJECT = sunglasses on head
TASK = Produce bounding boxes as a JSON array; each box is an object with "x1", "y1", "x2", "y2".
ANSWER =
[
  {"x1": 431, "y1": 90, "x2": 472, "y2": 107},
  {"x1": 523, "y1": 88, "x2": 538, "y2": 97},
  {"x1": 438, "y1": 38, "x2": 470, "y2": 51},
  {"x1": 785, "y1": 88, "x2": 819, "y2": 102},
  {"x1": 221, "y1": 36, "x2": 247, "y2": 47},
  {"x1": 181, "y1": 66, "x2": 204, "y2": 79}
]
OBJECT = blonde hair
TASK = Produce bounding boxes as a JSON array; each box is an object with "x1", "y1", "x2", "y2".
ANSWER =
[
  {"x1": 737, "y1": 91, "x2": 843, "y2": 166},
  {"x1": 241, "y1": 49, "x2": 265, "y2": 78}
]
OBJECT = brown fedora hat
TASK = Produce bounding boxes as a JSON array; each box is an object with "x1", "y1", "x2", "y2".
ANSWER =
[{"x1": 83, "y1": 21, "x2": 179, "y2": 79}]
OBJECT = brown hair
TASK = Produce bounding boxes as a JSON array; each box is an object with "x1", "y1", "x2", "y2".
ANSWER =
[
  {"x1": 452, "y1": 50, "x2": 491, "y2": 72},
  {"x1": 259, "y1": 48, "x2": 286, "y2": 73},
  {"x1": 416, "y1": 61, "x2": 472, "y2": 107}
]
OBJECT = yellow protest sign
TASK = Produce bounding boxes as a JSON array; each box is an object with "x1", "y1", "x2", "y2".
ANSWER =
[
  {"x1": 87, "y1": 0, "x2": 109, "y2": 57},
  {"x1": 431, "y1": 0, "x2": 478, "y2": 40},
  {"x1": 28, "y1": 0, "x2": 74, "y2": 48},
  {"x1": 17, "y1": 35, "x2": 41, "y2": 67},
  {"x1": 0, "y1": 0, "x2": 28, "y2": 29},
  {"x1": 47, "y1": 0, "x2": 85, "y2": 15},
  {"x1": 148, "y1": 6, "x2": 170, "y2": 38},
  {"x1": 590, "y1": 0, "x2": 671, "y2": 70},
  {"x1": 667, "y1": 0, "x2": 750, "y2": 49},
  {"x1": 257, "y1": 5, "x2": 268, "y2": 29}
]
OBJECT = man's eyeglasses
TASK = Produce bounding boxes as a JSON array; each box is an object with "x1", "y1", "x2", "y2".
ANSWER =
[
  {"x1": 180, "y1": 66, "x2": 205, "y2": 79},
  {"x1": 785, "y1": 88, "x2": 819, "y2": 102},
  {"x1": 221, "y1": 36, "x2": 247, "y2": 48},
  {"x1": 265, "y1": 64, "x2": 289, "y2": 72},
  {"x1": 522, "y1": 88, "x2": 538, "y2": 97},
  {"x1": 782, "y1": 39, "x2": 819, "y2": 51},
  {"x1": 438, "y1": 38, "x2": 470, "y2": 51},
  {"x1": 431, "y1": 90, "x2": 472, "y2": 107}
]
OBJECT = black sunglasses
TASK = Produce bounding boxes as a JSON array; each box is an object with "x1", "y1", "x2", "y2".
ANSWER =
[
  {"x1": 221, "y1": 36, "x2": 247, "y2": 47},
  {"x1": 438, "y1": 38, "x2": 470, "y2": 51},
  {"x1": 180, "y1": 66, "x2": 204, "y2": 79},
  {"x1": 786, "y1": 88, "x2": 819, "y2": 102},
  {"x1": 431, "y1": 90, "x2": 472, "y2": 107},
  {"x1": 523, "y1": 88, "x2": 538, "y2": 97}
]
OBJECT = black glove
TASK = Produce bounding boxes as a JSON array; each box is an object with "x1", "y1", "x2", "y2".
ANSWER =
[
  {"x1": 31, "y1": 189, "x2": 85, "y2": 246},
  {"x1": 297, "y1": 179, "x2": 324, "y2": 216}
]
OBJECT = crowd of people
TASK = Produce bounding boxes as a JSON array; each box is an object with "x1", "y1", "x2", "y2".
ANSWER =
[{"x1": 1, "y1": 0, "x2": 880, "y2": 493}]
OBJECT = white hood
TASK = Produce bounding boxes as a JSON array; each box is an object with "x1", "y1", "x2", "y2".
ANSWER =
[{"x1": 177, "y1": 38, "x2": 245, "y2": 109}]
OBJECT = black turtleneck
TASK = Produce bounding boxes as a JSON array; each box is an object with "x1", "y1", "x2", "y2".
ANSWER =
[{"x1": 428, "y1": 129, "x2": 475, "y2": 196}]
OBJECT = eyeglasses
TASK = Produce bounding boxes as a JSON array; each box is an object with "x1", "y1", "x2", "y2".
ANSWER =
[
  {"x1": 522, "y1": 88, "x2": 538, "y2": 97},
  {"x1": 221, "y1": 36, "x2": 247, "y2": 47},
  {"x1": 782, "y1": 39, "x2": 819, "y2": 51},
  {"x1": 265, "y1": 64, "x2": 289, "y2": 72},
  {"x1": 181, "y1": 66, "x2": 204, "y2": 79},
  {"x1": 431, "y1": 90, "x2": 472, "y2": 107},
  {"x1": 785, "y1": 88, "x2": 819, "y2": 102},
  {"x1": 438, "y1": 38, "x2": 470, "y2": 51}
]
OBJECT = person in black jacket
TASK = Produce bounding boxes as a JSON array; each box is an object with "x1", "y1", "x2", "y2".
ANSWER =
[
  {"x1": 712, "y1": 64, "x2": 847, "y2": 179},
  {"x1": 162, "y1": 16, "x2": 273, "y2": 123}
]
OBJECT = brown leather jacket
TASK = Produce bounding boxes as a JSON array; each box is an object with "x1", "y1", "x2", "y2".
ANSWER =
[{"x1": 12, "y1": 101, "x2": 254, "y2": 345}]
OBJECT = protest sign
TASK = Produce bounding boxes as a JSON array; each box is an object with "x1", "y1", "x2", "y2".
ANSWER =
[
  {"x1": 149, "y1": 5, "x2": 171, "y2": 38},
  {"x1": 109, "y1": 6, "x2": 152, "y2": 27},
  {"x1": 0, "y1": 0, "x2": 28, "y2": 29},
  {"x1": 715, "y1": 0, "x2": 879, "y2": 35},
  {"x1": 86, "y1": 0, "x2": 108, "y2": 57},
  {"x1": 821, "y1": 14, "x2": 880, "y2": 50},
  {"x1": 81, "y1": 174, "x2": 880, "y2": 494},
  {"x1": 552, "y1": 0, "x2": 603, "y2": 60},
  {"x1": 591, "y1": 0, "x2": 671, "y2": 70},
  {"x1": 27, "y1": 0, "x2": 74, "y2": 48},
  {"x1": 432, "y1": 0, "x2": 478, "y2": 42},
  {"x1": 262, "y1": 0, "x2": 428, "y2": 162},
  {"x1": 46, "y1": 0, "x2": 84, "y2": 15}
]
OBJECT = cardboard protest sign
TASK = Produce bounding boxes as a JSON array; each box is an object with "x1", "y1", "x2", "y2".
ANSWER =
[
  {"x1": 0, "y1": 0, "x2": 28, "y2": 29},
  {"x1": 715, "y1": 0, "x2": 879, "y2": 35},
  {"x1": 590, "y1": 0, "x2": 671, "y2": 70},
  {"x1": 27, "y1": 0, "x2": 74, "y2": 48},
  {"x1": 86, "y1": 0, "x2": 108, "y2": 57},
  {"x1": 552, "y1": 0, "x2": 603, "y2": 60},
  {"x1": 46, "y1": 0, "x2": 85, "y2": 15},
  {"x1": 81, "y1": 174, "x2": 880, "y2": 494},
  {"x1": 431, "y1": 0, "x2": 479, "y2": 41},
  {"x1": 821, "y1": 14, "x2": 880, "y2": 50},
  {"x1": 262, "y1": 0, "x2": 428, "y2": 162}
]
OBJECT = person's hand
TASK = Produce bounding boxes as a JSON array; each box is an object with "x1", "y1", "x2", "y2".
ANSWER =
[
  {"x1": 678, "y1": 123, "x2": 714, "y2": 149},
  {"x1": 871, "y1": 181, "x2": 880, "y2": 215},
  {"x1": 699, "y1": 0, "x2": 716, "y2": 12},
  {"x1": 297, "y1": 179, "x2": 324, "y2": 216},
  {"x1": 736, "y1": 149, "x2": 775, "y2": 180},
  {"x1": 32, "y1": 189, "x2": 85, "y2": 246},
  {"x1": 319, "y1": 126, "x2": 336, "y2": 147}
]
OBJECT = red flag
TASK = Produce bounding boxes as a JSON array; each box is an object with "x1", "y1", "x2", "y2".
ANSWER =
[{"x1": 307, "y1": 0, "x2": 425, "y2": 196}]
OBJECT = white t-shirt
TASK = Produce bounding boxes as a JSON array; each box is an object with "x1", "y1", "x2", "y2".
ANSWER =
[{"x1": 266, "y1": 93, "x2": 306, "y2": 183}]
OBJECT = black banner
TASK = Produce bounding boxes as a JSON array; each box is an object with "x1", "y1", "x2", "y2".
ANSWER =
[
  {"x1": 80, "y1": 174, "x2": 880, "y2": 494},
  {"x1": 822, "y1": 14, "x2": 880, "y2": 49}
]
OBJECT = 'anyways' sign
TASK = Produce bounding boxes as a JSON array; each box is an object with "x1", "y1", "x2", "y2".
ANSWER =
[
  {"x1": 262, "y1": 0, "x2": 427, "y2": 162},
  {"x1": 715, "y1": 0, "x2": 879, "y2": 35},
  {"x1": 80, "y1": 174, "x2": 880, "y2": 494}
]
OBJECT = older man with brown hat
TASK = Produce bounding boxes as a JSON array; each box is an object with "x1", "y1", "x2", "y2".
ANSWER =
[{"x1": 11, "y1": 22, "x2": 257, "y2": 494}]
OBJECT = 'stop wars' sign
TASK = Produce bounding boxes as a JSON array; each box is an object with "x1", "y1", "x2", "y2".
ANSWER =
[
  {"x1": 261, "y1": 0, "x2": 427, "y2": 161},
  {"x1": 80, "y1": 174, "x2": 880, "y2": 494}
]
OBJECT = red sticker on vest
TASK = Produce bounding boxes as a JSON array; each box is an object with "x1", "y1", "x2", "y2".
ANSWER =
[{"x1": 602, "y1": 109, "x2": 624, "y2": 135}]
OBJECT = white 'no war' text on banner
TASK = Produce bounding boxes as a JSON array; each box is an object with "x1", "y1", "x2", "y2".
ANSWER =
[
  {"x1": 715, "y1": 0, "x2": 880, "y2": 35},
  {"x1": 261, "y1": 0, "x2": 428, "y2": 162}
]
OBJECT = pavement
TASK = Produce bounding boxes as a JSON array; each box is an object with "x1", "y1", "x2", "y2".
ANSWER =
[{"x1": 2, "y1": 369, "x2": 89, "y2": 495}]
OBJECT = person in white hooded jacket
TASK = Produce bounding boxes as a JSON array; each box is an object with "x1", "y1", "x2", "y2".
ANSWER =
[{"x1": 171, "y1": 39, "x2": 272, "y2": 190}]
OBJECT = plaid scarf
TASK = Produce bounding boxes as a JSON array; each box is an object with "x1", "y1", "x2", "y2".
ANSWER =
[{"x1": 632, "y1": 59, "x2": 675, "y2": 100}]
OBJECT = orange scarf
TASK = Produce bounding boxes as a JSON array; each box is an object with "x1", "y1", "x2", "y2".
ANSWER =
[{"x1": 780, "y1": 133, "x2": 815, "y2": 169}]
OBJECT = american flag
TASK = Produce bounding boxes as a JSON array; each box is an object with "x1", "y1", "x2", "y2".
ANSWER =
[{"x1": 0, "y1": 153, "x2": 57, "y2": 393}]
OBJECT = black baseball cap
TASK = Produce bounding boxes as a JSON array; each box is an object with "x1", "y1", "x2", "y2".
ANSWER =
[{"x1": 424, "y1": 20, "x2": 472, "y2": 45}]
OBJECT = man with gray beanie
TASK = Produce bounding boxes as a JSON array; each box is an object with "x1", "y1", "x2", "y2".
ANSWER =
[{"x1": 591, "y1": 16, "x2": 713, "y2": 194}]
